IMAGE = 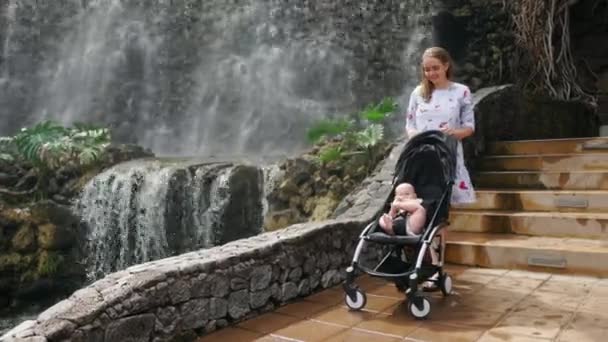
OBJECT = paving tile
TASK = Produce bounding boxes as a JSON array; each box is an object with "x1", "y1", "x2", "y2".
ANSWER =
[
  {"x1": 535, "y1": 280, "x2": 591, "y2": 296},
  {"x1": 366, "y1": 283, "x2": 404, "y2": 298},
  {"x1": 451, "y1": 280, "x2": 486, "y2": 296},
  {"x1": 275, "y1": 301, "x2": 334, "y2": 318},
  {"x1": 271, "y1": 319, "x2": 346, "y2": 342},
  {"x1": 460, "y1": 267, "x2": 510, "y2": 277},
  {"x1": 356, "y1": 275, "x2": 386, "y2": 290},
  {"x1": 305, "y1": 289, "x2": 344, "y2": 305},
  {"x1": 457, "y1": 294, "x2": 521, "y2": 313},
  {"x1": 325, "y1": 328, "x2": 403, "y2": 341},
  {"x1": 406, "y1": 323, "x2": 485, "y2": 342},
  {"x1": 491, "y1": 313, "x2": 566, "y2": 340},
  {"x1": 238, "y1": 312, "x2": 301, "y2": 334},
  {"x1": 358, "y1": 293, "x2": 403, "y2": 312},
  {"x1": 509, "y1": 302, "x2": 574, "y2": 325},
  {"x1": 524, "y1": 291, "x2": 581, "y2": 310},
  {"x1": 430, "y1": 306, "x2": 505, "y2": 328},
  {"x1": 354, "y1": 304, "x2": 422, "y2": 337},
  {"x1": 197, "y1": 327, "x2": 263, "y2": 342},
  {"x1": 577, "y1": 298, "x2": 608, "y2": 318},
  {"x1": 486, "y1": 276, "x2": 544, "y2": 292},
  {"x1": 474, "y1": 286, "x2": 531, "y2": 300},
  {"x1": 504, "y1": 270, "x2": 552, "y2": 280},
  {"x1": 549, "y1": 274, "x2": 600, "y2": 286},
  {"x1": 556, "y1": 312, "x2": 608, "y2": 342},
  {"x1": 454, "y1": 272, "x2": 500, "y2": 285},
  {"x1": 310, "y1": 305, "x2": 375, "y2": 327},
  {"x1": 588, "y1": 286, "x2": 608, "y2": 300},
  {"x1": 254, "y1": 335, "x2": 299, "y2": 342},
  {"x1": 477, "y1": 331, "x2": 552, "y2": 342}
]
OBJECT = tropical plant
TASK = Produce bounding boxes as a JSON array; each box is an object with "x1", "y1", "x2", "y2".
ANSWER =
[
  {"x1": 359, "y1": 97, "x2": 397, "y2": 123},
  {"x1": 306, "y1": 118, "x2": 353, "y2": 144},
  {"x1": 0, "y1": 120, "x2": 111, "y2": 197},
  {"x1": 306, "y1": 98, "x2": 397, "y2": 173}
]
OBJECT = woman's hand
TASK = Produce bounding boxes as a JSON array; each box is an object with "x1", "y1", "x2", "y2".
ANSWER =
[{"x1": 440, "y1": 126, "x2": 474, "y2": 140}]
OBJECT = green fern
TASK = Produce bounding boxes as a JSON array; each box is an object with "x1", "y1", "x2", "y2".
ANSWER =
[
  {"x1": 355, "y1": 124, "x2": 384, "y2": 149},
  {"x1": 359, "y1": 97, "x2": 397, "y2": 123},
  {"x1": 0, "y1": 120, "x2": 111, "y2": 197},
  {"x1": 306, "y1": 118, "x2": 353, "y2": 144},
  {"x1": 318, "y1": 145, "x2": 343, "y2": 164}
]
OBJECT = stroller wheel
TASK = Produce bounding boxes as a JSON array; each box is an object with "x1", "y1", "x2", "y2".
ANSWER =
[
  {"x1": 439, "y1": 273, "x2": 453, "y2": 296},
  {"x1": 345, "y1": 289, "x2": 367, "y2": 311},
  {"x1": 408, "y1": 296, "x2": 431, "y2": 319}
]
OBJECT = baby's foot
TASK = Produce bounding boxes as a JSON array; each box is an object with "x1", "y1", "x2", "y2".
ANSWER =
[{"x1": 379, "y1": 214, "x2": 394, "y2": 235}]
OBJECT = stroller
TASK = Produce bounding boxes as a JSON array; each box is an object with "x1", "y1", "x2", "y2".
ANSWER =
[{"x1": 343, "y1": 130, "x2": 457, "y2": 319}]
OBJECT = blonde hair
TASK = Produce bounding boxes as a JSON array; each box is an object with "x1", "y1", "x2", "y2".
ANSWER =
[{"x1": 419, "y1": 47, "x2": 454, "y2": 102}]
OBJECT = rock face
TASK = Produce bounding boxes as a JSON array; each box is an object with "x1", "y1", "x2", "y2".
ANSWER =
[
  {"x1": 0, "y1": 202, "x2": 84, "y2": 313},
  {"x1": 78, "y1": 159, "x2": 265, "y2": 279},
  {"x1": 263, "y1": 141, "x2": 391, "y2": 230}
]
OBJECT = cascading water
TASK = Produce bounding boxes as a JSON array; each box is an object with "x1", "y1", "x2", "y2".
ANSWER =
[
  {"x1": 0, "y1": 0, "x2": 16, "y2": 82},
  {"x1": 0, "y1": 0, "x2": 430, "y2": 156},
  {"x1": 77, "y1": 159, "x2": 264, "y2": 279}
]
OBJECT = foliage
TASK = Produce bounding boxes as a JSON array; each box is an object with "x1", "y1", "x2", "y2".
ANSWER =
[
  {"x1": 359, "y1": 98, "x2": 397, "y2": 123},
  {"x1": 0, "y1": 120, "x2": 111, "y2": 197},
  {"x1": 1, "y1": 120, "x2": 110, "y2": 170},
  {"x1": 318, "y1": 145, "x2": 343, "y2": 164},
  {"x1": 306, "y1": 98, "x2": 397, "y2": 172},
  {"x1": 355, "y1": 124, "x2": 384, "y2": 149},
  {"x1": 306, "y1": 118, "x2": 353, "y2": 144},
  {"x1": 37, "y1": 251, "x2": 64, "y2": 277}
]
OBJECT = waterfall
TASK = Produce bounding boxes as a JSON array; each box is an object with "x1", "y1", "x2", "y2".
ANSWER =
[
  {"x1": 36, "y1": 0, "x2": 160, "y2": 128},
  {"x1": 0, "y1": 0, "x2": 430, "y2": 156},
  {"x1": 0, "y1": 0, "x2": 16, "y2": 83},
  {"x1": 77, "y1": 159, "x2": 264, "y2": 279}
]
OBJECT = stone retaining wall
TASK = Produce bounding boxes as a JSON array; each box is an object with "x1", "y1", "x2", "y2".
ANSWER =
[
  {"x1": 2, "y1": 219, "x2": 375, "y2": 342},
  {"x1": 0, "y1": 138, "x2": 405, "y2": 342}
]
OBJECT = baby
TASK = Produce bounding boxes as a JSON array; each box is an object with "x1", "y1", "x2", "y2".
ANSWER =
[{"x1": 379, "y1": 183, "x2": 426, "y2": 236}]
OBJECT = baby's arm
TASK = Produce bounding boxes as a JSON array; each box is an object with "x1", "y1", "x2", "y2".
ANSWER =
[{"x1": 392, "y1": 198, "x2": 423, "y2": 212}]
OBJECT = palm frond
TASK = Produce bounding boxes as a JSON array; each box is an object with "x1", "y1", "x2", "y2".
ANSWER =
[
  {"x1": 355, "y1": 124, "x2": 384, "y2": 149},
  {"x1": 306, "y1": 118, "x2": 353, "y2": 143}
]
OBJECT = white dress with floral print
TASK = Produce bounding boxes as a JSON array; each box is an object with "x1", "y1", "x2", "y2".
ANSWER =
[{"x1": 405, "y1": 82, "x2": 476, "y2": 204}]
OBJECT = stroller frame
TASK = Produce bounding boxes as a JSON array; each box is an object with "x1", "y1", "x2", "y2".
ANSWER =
[{"x1": 342, "y1": 131, "x2": 457, "y2": 319}]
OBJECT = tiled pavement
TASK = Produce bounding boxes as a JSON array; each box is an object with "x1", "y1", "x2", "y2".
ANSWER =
[{"x1": 198, "y1": 265, "x2": 608, "y2": 342}]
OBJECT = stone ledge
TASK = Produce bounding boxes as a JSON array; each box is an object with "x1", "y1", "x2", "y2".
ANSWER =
[{"x1": 0, "y1": 139, "x2": 408, "y2": 342}]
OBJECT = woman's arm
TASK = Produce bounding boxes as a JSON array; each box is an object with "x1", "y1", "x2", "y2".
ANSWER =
[
  {"x1": 441, "y1": 126, "x2": 474, "y2": 140},
  {"x1": 405, "y1": 87, "x2": 419, "y2": 138}
]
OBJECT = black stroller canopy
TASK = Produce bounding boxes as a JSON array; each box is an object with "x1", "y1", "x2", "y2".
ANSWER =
[
  {"x1": 382, "y1": 130, "x2": 458, "y2": 226},
  {"x1": 395, "y1": 130, "x2": 457, "y2": 186}
]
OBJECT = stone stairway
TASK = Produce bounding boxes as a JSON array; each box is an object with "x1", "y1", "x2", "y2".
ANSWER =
[{"x1": 446, "y1": 137, "x2": 608, "y2": 276}]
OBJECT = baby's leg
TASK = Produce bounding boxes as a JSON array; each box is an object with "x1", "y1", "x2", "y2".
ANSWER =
[
  {"x1": 406, "y1": 208, "x2": 426, "y2": 235},
  {"x1": 379, "y1": 214, "x2": 395, "y2": 235}
]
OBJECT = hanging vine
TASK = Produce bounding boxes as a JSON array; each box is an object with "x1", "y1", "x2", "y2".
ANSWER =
[{"x1": 504, "y1": 0, "x2": 596, "y2": 105}]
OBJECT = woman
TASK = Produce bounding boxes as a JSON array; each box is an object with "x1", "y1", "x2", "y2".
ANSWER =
[
  {"x1": 405, "y1": 46, "x2": 476, "y2": 291},
  {"x1": 405, "y1": 46, "x2": 476, "y2": 204}
]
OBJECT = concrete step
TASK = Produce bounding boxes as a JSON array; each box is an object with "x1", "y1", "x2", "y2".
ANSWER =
[
  {"x1": 487, "y1": 137, "x2": 608, "y2": 156},
  {"x1": 445, "y1": 232, "x2": 608, "y2": 276},
  {"x1": 452, "y1": 189, "x2": 608, "y2": 212},
  {"x1": 474, "y1": 171, "x2": 608, "y2": 190},
  {"x1": 449, "y1": 210, "x2": 608, "y2": 239},
  {"x1": 479, "y1": 153, "x2": 608, "y2": 171}
]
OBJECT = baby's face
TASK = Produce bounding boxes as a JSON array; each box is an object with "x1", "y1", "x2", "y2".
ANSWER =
[{"x1": 395, "y1": 186, "x2": 416, "y2": 201}]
